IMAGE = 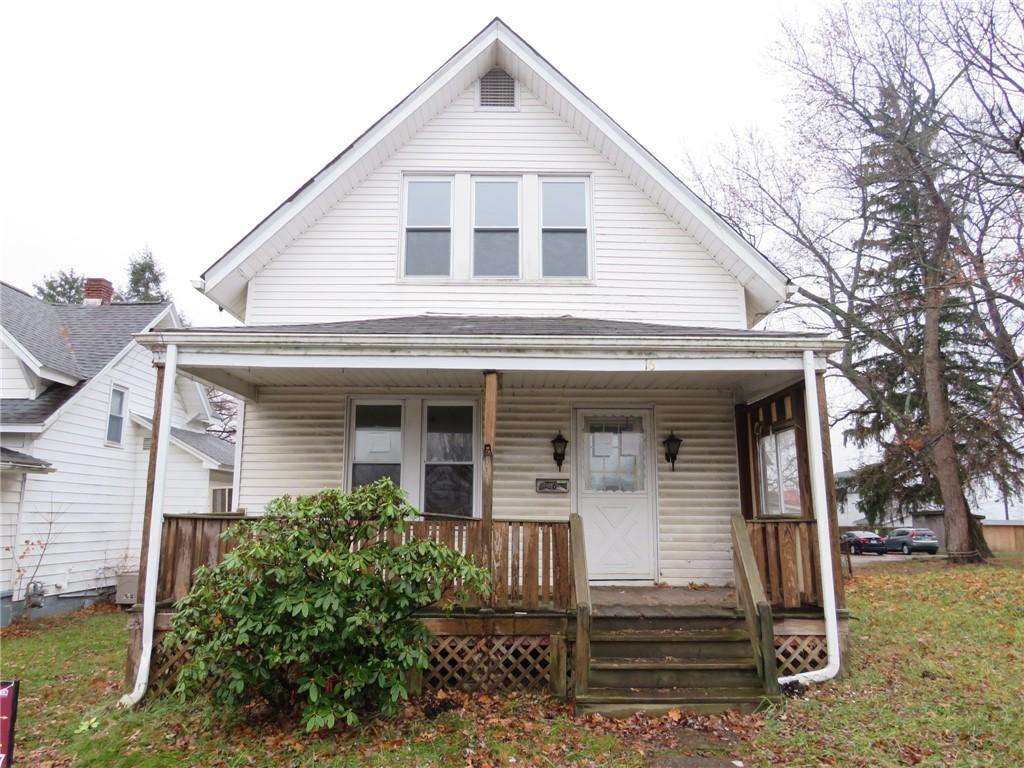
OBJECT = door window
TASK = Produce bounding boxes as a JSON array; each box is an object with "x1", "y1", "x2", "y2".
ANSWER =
[{"x1": 583, "y1": 416, "x2": 646, "y2": 492}]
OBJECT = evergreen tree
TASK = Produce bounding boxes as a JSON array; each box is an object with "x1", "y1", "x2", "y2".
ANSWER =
[
  {"x1": 115, "y1": 248, "x2": 170, "y2": 302},
  {"x1": 33, "y1": 269, "x2": 85, "y2": 304}
]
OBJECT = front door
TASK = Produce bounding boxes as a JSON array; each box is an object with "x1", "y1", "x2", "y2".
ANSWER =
[{"x1": 575, "y1": 409, "x2": 656, "y2": 580}]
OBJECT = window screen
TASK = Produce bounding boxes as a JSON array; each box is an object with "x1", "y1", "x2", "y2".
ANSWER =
[
  {"x1": 541, "y1": 180, "x2": 588, "y2": 277},
  {"x1": 423, "y1": 405, "x2": 474, "y2": 516},
  {"x1": 473, "y1": 181, "x2": 519, "y2": 276},
  {"x1": 405, "y1": 180, "x2": 451, "y2": 276},
  {"x1": 351, "y1": 404, "x2": 402, "y2": 488}
]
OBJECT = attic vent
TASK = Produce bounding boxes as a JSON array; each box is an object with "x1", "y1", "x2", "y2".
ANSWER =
[
  {"x1": 479, "y1": 68, "x2": 515, "y2": 108},
  {"x1": 142, "y1": 437, "x2": 153, "y2": 451}
]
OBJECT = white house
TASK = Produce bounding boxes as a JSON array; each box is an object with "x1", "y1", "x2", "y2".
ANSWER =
[
  {"x1": 130, "y1": 19, "x2": 846, "y2": 712},
  {"x1": 0, "y1": 279, "x2": 234, "y2": 624}
]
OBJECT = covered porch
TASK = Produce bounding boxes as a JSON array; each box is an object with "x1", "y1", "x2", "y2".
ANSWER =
[{"x1": 130, "y1": 318, "x2": 846, "y2": 710}]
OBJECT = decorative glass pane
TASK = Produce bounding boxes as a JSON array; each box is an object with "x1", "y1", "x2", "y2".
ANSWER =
[
  {"x1": 407, "y1": 181, "x2": 450, "y2": 226},
  {"x1": 353, "y1": 405, "x2": 401, "y2": 463},
  {"x1": 352, "y1": 463, "x2": 401, "y2": 488},
  {"x1": 106, "y1": 414, "x2": 124, "y2": 444},
  {"x1": 405, "y1": 230, "x2": 451, "y2": 276},
  {"x1": 426, "y1": 405, "x2": 473, "y2": 463},
  {"x1": 475, "y1": 181, "x2": 517, "y2": 227},
  {"x1": 473, "y1": 231, "x2": 519, "y2": 276},
  {"x1": 776, "y1": 429, "x2": 802, "y2": 515},
  {"x1": 542, "y1": 231, "x2": 587, "y2": 277},
  {"x1": 424, "y1": 464, "x2": 474, "y2": 517},
  {"x1": 542, "y1": 181, "x2": 586, "y2": 227},
  {"x1": 583, "y1": 417, "x2": 646, "y2": 492}
]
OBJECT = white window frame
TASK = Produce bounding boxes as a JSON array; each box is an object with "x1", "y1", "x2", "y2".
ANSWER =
[
  {"x1": 757, "y1": 427, "x2": 802, "y2": 518},
  {"x1": 211, "y1": 485, "x2": 234, "y2": 513},
  {"x1": 476, "y1": 73, "x2": 518, "y2": 112},
  {"x1": 346, "y1": 398, "x2": 406, "y2": 492},
  {"x1": 471, "y1": 176, "x2": 522, "y2": 279},
  {"x1": 420, "y1": 399, "x2": 481, "y2": 518},
  {"x1": 105, "y1": 384, "x2": 128, "y2": 447},
  {"x1": 539, "y1": 176, "x2": 593, "y2": 280},
  {"x1": 400, "y1": 175, "x2": 454, "y2": 279}
]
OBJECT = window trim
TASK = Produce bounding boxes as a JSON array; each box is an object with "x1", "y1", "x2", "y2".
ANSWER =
[
  {"x1": 105, "y1": 384, "x2": 128, "y2": 447},
  {"x1": 420, "y1": 399, "x2": 480, "y2": 518},
  {"x1": 346, "y1": 398, "x2": 406, "y2": 492},
  {"x1": 539, "y1": 176, "x2": 592, "y2": 280},
  {"x1": 401, "y1": 175, "x2": 454, "y2": 279},
  {"x1": 471, "y1": 176, "x2": 522, "y2": 279}
]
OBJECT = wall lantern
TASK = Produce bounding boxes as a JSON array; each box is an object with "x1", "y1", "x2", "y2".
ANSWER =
[
  {"x1": 551, "y1": 431, "x2": 569, "y2": 471},
  {"x1": 662, "y1": 431, "x2": 683, "y2": 471}
]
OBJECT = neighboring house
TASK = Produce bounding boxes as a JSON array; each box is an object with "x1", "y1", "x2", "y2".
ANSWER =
[
  {"x1": 0, "y1": 279, "x2": 234, "y2": 625},
  {"x1": 131, "y1": 19, "x2": 846, "y2": 712}
]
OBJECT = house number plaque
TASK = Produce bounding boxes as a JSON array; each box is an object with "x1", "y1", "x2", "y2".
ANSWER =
[{"x1": 535, "y1": 478, "x2": 569, "y2": 494}]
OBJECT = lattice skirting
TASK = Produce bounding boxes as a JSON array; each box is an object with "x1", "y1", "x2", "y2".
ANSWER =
[
  {"x1": 423, "y1": 635, "x2": 551, "y2": 692},
  {"x1": 775, "y1": 634, "x2": 828, "y2": 676}
]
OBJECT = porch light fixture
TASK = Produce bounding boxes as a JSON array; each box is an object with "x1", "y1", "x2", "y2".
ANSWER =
[
  {"x1": 662, "y1": 431, "x2": 683, "y2": 471},
  {"x1": 551, "y1": 431, "x2": 568, "y2": 471}
]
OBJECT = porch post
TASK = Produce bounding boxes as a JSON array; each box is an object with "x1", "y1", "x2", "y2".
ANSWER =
[
  {"x1": 482, "y1": 371, "x2": 498, "y2": 597},
  {"x1": 135, "y1": 361, "x2": 165, "y2": 600}
]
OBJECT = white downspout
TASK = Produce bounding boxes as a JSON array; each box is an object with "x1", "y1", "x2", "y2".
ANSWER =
[
  {"x1": 778, "y1": 350, "x2": 841, "y2": 685},
  {"x1": 120, "y1": 343, "x2": 178, "y2": 708}
]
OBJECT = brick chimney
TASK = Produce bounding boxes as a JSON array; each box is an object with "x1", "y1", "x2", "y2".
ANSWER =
[{"x1": 83, "y1": 277, "x2": 114, "y2": 305}]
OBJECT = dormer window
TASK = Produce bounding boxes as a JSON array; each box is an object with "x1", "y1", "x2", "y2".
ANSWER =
[
  {"x1": 478, "y1": 68, "x2": 516, "y2": 109},
  {"x1": 541, "y1": 179, "x2": 589, "y2": 277},
  {"x1": 473, "y1": 179, "x2": 520, "y2": 277}
]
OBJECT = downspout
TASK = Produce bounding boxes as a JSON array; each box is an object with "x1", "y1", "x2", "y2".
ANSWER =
[
  {"x1": 778, "y1": 350, "x2": 841, "y2": 685},
  {"x1": 119, "y1": 343, "x2": 178, "y2": 708}
]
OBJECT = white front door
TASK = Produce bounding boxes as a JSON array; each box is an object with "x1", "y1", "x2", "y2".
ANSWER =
[{"x1": 575, "y1": 409, "x2": 656, "y2": 581}]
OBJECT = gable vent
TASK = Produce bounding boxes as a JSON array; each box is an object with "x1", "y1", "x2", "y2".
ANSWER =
[
  {"x1": 479, "y1": 68, "x2": 515, "y2": 108},
  {"x1": 142, "y1": 437, "x2": 153, "y2": 451}
]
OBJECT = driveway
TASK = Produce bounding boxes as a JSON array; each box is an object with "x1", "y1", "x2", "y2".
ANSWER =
[{"x1": 845, "y1": 553, "x2": 938, "y2": 571}]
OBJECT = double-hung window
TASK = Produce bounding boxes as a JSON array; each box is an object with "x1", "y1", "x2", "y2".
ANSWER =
[
  {"x1": 404, "y1": 179, "x2": 452, "y2": 277},
  {"x1": 473, "y1": 179, "x2": 519, "y2": 277},
  {"x1": 106, "y1": 385, "x2": 127, "y2": 445},
  {"x1": 423, "y1": 404, "x2": 475, "y2": 516},
  {"x1": 541, "y1": 179, "x2": 589, "y2": 278},
  {"x1": 757, "y1": 428, "x2": 802, "y2": 516},
  {"x1": 350, "y1": 403, "x2": 403, "y2": 487}
]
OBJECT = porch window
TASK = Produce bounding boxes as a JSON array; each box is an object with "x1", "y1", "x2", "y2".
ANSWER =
[
  {"x1": 351, "y1": 404, "x2": 403, "y2": 487},
  {"x1": 757, "y1": 428, "x2": 802, "y2": 516},
  {"x1": 404, "y1": 179, "x2": 452, "y2": 277},
  {"x1": 423, "y1": 404, "x2": 474, "y2": 516},
  {"x1": 473, "y1": 180, "x2": 519, "y2": 276},
  {"x1": 106, "y1": 384, "x2": 127, "y2": 445},
  {"x1": 541, "y1": 179, "x2": 588, "y2": 278}
]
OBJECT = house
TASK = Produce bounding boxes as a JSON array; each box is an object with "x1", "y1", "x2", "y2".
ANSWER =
[
  {"x1": 128, "y1": 19, "x2": 846, "y2": 714},
  {"x1": 0, "y1": 279, "x2": 234, "y2": 625}
]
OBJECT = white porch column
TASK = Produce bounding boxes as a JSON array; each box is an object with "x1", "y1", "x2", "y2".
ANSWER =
[
  {"x1": 121, "y1": 342, "x2": 178, "y2": 706},
  {"x1": 781, "y1": 350, "x2": 841, "y2": 684}
]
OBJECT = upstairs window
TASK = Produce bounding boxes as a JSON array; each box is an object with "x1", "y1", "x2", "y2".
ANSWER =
[
  {"x1": 106, "y1": 385, "x2": 127, "y2": 445},
  {"x1": 541, "y1": 179, "x2": 589, "y2": 277},
  {"x1": 479, "y1": 68, "x2": 516, "y2": 109},
  {"x1": 404, "y1": 179, "x2": 452, "y2": 277},
  {"x1": 473, "y1": 180, "x2": 520, "y2": 277}
]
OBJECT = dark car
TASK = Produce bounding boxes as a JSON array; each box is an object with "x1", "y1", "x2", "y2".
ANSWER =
[
  {"x1": 840, "y1": 531, "x2": 887, "y2": 555},
  {"x1": 884, "y1": 527, "x2": 940, "y2": 555}
]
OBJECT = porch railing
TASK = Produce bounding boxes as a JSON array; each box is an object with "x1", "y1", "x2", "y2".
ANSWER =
[
  {"x1": 569, "y1": 513, "x2": 591, "y2": 698},
  {"x1": 745, "y1": 518, "x2": 824, "y2": 608},
  {"x1": 730, "y1": 514, "x2": 780, "y2": 696},
  {"x1": 154, "y1": 513, "x2": 574, "y2": 612}
]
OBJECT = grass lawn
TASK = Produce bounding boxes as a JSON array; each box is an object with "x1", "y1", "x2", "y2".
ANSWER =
[{"x1": 1, "y1": 554, "x2": 1021, "y2": 767}]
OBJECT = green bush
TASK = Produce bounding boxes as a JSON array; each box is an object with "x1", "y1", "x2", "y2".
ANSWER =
[{"x1": 167, "y1": 479, "x2": 489, "y2": 730}]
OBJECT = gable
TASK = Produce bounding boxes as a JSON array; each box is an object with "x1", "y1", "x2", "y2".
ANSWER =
[
  {"x1": 1, "y1": 338, "x2": 38, "y2": 398},
  {"x1": 200, "y1": 19, "x2": 790, "y2": 326},
  {"x1": 244, "y1": 78, "x2": 749, "y2": 328}
]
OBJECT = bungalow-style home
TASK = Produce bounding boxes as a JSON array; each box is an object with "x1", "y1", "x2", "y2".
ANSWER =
[
  {"x1": 0, "y1": 279, "x2": 234, "y2": 625},
  {"x1": 128, "y1": 19, "x2": 846, "y2": 714}
]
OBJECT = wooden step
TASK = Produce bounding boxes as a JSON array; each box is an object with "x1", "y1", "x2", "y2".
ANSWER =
[
  {"x1": 591, "y1": 628, "x2": 751, "y2": 643},
  {"x1": 590, "y1": 658, "x2": 757, "y2": 671},
  {"x1": 591, "y1": 614, "x2": 746, "y2": 632},
  {"x1": 590, "y1": 627, "x2": 753, "y2": 660},
  {"x1": 588, "y1": 657, "x2": 760, "y2": 689},
  {"x1": 575, "y1": 686, "x2": 774, "y2": 717}
]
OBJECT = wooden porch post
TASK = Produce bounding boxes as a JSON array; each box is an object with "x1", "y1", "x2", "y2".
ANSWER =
[
  {"x1": 135, "y1": 362, "x2": 165, "y2": 601},
  {"x1": 482, "y1": 371, "x2": 498, "y2": 604}
]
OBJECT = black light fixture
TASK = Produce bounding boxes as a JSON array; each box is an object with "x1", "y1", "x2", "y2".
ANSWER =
[
  {"x1": 662, "y1": 431, "x2": 683, "y2": 471},
  {"x1": 551, "y1": 431, "x2": 568, "y2": 471}
]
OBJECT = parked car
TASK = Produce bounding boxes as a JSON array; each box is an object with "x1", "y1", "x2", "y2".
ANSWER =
[
  {"x1": 884, "y1": 528, "x2": 940, "y2": 555},
  {"x1": 840, "y1": 531, "x2": 887, "y2": 555}
]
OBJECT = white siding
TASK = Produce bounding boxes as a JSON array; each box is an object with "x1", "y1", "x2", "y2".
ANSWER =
[
  {"x1": 238, "y1": 385, "x2": 740, "y2": 585},
  {"x1": 10, "y1": 343, "x2": 209, "y2": 599},
  {"x1": 245, "y1": 81, "x2": 745, "y2": 328},
  {"x1": 0, "y1": 341, "x2": 35, "y2": 399},
  {"x1": 1, "y1": 471, "x2": 24, "y2": 594}
]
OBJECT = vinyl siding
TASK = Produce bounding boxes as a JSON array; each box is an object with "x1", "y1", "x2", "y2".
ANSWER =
[
  {"x1": 1, "y1": 471, "x2": 23, "y2": 594},
  {"x1": 0, "y1": 340, "x2": 35, "y2": 399},
  {"x1": 238, "y1": 385, "x2": 740, "y2": 585},
  {"x1": 8, "y1": 343, "x2": 213, "y2": 598},
  {"x1": 245, "y1": 80, "x2": 746, "y2": 328}
]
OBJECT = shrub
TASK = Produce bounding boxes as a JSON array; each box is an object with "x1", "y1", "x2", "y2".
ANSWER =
[{"x1": 167, "y1": 479, "x2": 489, "y2": 730}]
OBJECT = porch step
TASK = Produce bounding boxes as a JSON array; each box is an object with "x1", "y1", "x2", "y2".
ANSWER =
[
  {"x1": 588, "y1": 657, "x2": 760, "y2": 689},
  {"x1": 575, "y1": 686, "x2": 772, "y2": 717},
  {"x1": 590, "y1": 627, "x2": 754, "y2": 660}
]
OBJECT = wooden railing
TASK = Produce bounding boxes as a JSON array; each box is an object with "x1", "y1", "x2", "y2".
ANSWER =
[
  {"x1": 154, "y1": 514, "x2": 574, "y2": 612},
  {"x1": 569, "y1": 513, "x2": 591, "y2": 699},
  {"x1": 745, "y1": 519, "x2": 823, "y2": 609},
  {"x1": 731, "y1": 514, "x2": 780, "y2": 696}
]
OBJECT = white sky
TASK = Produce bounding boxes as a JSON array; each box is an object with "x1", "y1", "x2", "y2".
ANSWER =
[{"x1": 2, "y1": 0, "x2": 905, "y2": 475}]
